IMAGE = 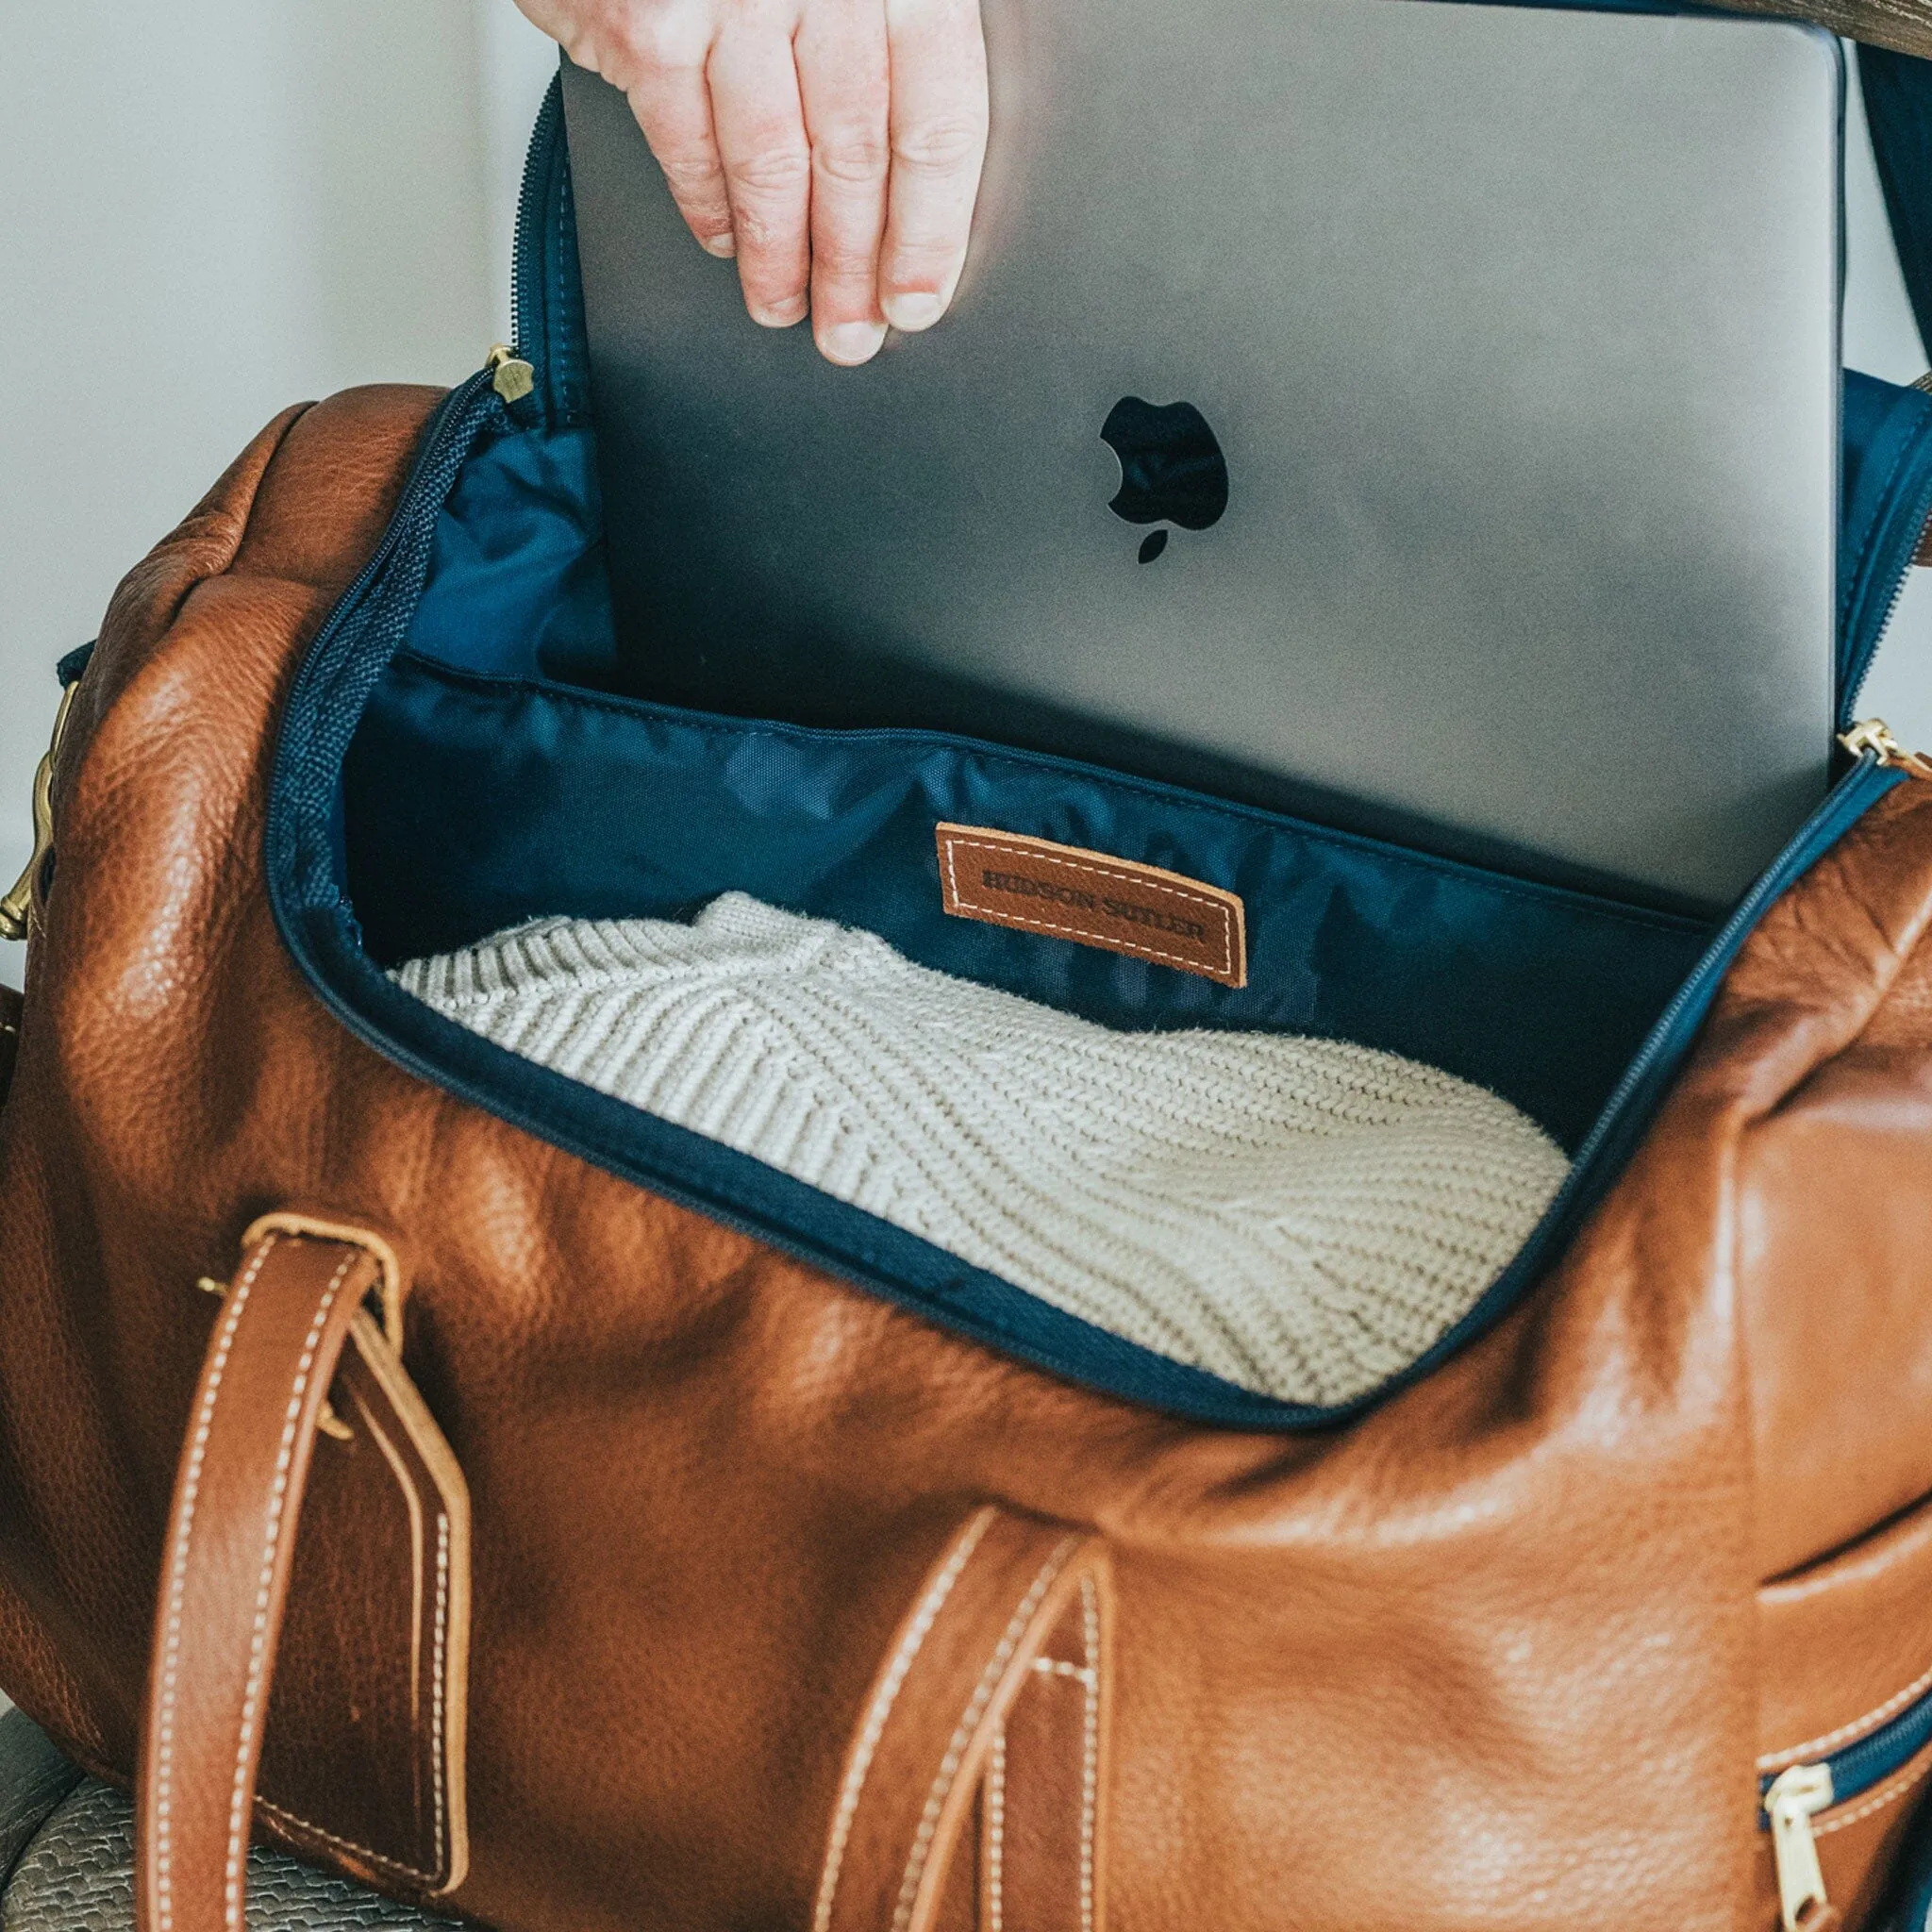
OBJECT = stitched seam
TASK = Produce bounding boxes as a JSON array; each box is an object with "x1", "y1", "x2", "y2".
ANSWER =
[
  {"x1": 892, "y1": 1538, "x2": 1082, "y2": 1932},
  {"x1": 1815, "y1": 1749, "x2": 1932, "y2": 1834},
  {"x1": 947, "y1": 836, "x2": 1234, "y2": 919},
  {"x1": 1078, "y1": 1572, "x2": 1099, "y2": 1932},
  {"x1": 942, "y1": 836, "x2": 1235, "y2": 978},
  {"x1": 430, "y1": 1511, "x2": 448, "y2": 1870},
  {"x1": 252, "y1": 1507, "x2": 451, "y2": 1888},
  {"x1": 1031, "y1": 1658, "x2": 1099, "y2": 1686},
  {"x1": 223, "y1": 1250, "x2": 358, "y2": 1932},
  {"x1": 1759, "y1": 1659, "x2": 1932, "y2": 1768},
  {"x1": 985, "y1": 1729, "x2": 1005, "y2": 1932},
  {"x1": 943, "y1": 869, "x2": 1227, "y2": 978},
  {"x1": 253, "y1": 1800, "x2": 441, "y2": 1884},
  {"x1": 391, "y1": 653, "x2": 1703, "y2": 940},
  {"x1": 153, "y1": 1234, "x2": 280, "y2": 1932},
  {"x1": 814, "y1": 1507, "x2": 996, "y2": 1932}
]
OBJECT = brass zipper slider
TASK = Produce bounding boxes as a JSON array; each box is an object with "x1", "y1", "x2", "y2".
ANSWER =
[
  {"x1": 0, "y1": 677, "x2": 81, "y2": 945},
  {"x1": 486, "y1": 342, "x2": 536, "y2": 405},
  {"x1": 1765, "y1": 1761, "x2": 1835, "y2": 1932},
  {"x1": 1839, "y1": 717, "x2": 1932, "y2": 777}
]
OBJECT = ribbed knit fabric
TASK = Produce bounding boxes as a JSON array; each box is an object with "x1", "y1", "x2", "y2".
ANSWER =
[{"x1": 394, "y1": 895, "x2": 1568, "y2": 1405}]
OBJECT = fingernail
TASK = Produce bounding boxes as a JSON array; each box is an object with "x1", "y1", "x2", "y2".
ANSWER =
[
  {"x1": 821, "y1": 320, "x2": 888, "y2": 366},
  {"x1": 751, "y1": 297, "x2": 808, "y2": 329},
  {"x1": 884, "y1": 291, "x2": 945, "y2": 332},
  {"x1": 702, "y1": 232, "x2": 736, "y2": 258}
]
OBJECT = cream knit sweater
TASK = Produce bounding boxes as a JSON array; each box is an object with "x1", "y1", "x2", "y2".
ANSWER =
[{"x1": 394, "y1": 894, "x2": 1567, "y2": 1405}]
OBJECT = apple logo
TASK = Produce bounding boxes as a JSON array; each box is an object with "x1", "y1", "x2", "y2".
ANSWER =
[{"x1": 1100, "y1": 396, "x2": 1229, "y2": 563}]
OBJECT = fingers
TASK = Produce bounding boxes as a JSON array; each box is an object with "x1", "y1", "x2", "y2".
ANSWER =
[
  {"x1": 795, "y1": 1, "x2": 892, "y2": 364},
  {"x1": 879, "y1": 0, "x2": 989, "y2": 335},
  {"x1": 602, "y1": 0, "x2": 990, "y2": 359},
  {"x1": 706, "y1": 19, "x2": 813, "y2": 329},
  {"x1": 625, "y1": 40, "x2": 737, "y2": 259}
]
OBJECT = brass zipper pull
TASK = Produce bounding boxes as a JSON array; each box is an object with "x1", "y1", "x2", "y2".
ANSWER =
[
  {"x1": 1765, "y1": 1761, "x2": 1835, "y2": 1932},
  {"x1": 1839, "y1": 717, "x2": 1932, "y2": 778},
  {"x1": 486, "y1": 342, "x2": 536, "y2": 405},
  {"x1": 0, "y1": 678, "x2": 81, "y2": 945}
]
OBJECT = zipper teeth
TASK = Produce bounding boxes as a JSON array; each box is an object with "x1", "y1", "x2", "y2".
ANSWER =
[
  {"x1": 1405, "y1": 748, "x2": 1899, "y2": 1397},
  {"x1": 1767, "y1": 1677, "x2": 1932, "y2": 1818},
  {"x1": 508, "y1": 71, "x2": 563, "y2": 359},
  {"x1": 1841, "y1": 423, "x2": 1932, "y2": 725}
]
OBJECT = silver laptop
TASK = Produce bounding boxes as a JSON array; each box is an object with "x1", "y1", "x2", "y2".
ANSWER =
[{"x1": 563, "y1": 0, "x2": 1841, "y2": 911}]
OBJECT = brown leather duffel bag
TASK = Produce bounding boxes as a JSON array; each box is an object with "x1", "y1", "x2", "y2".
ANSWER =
[{"x1": 8, "y1": 79, "x2": 1932, "y2": 1932}]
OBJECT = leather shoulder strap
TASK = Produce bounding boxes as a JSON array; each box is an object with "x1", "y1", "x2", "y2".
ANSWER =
[
  {"x1": 136, "y1": 1220, "x2": 469, "y2": 1932},
  {"x1": 816, "y1": 1507, "x2": 1112, "y2": 1932}
]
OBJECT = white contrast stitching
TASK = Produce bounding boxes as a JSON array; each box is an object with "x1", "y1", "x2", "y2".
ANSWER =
[
  {"x1": 1030, "y1": 1657, "x2": 1100, "y2": 1687},
  {"x1": 892, "y1": 1539, "x2": 1081, "y2": 1932},
  {"x1": 1759, "y1": 1657, "x2": 1932, "y2": 1769},
  {"x1": 223, "y1": 1250, "x2": 358, "y2": 1931},
  {"x1": 253, "y1": 1799, "x2": 443, "y2": 1884},
  {"x1": 940, "y1": 832, "x2": 1238, "y2": 979},
  {"x1": 429, "y1": 1510, "x2": 448, "y2": 1869},
  {"x1": 253, "y1": 1499, "x2": 452, "y2": 1885},
  {"x1": 1815, "y1": 1747, "x2": 1932, "y2": 1834},
  {"x1": 1078, "y1": 1573, "x2": 1100, "y2": 1932},
  {"x1": 152, "y1": 1234, "x2": 279, "y2": 1932},
  {"x1": 984, "y1": 1729, "x2": 1005, "y2": 1932},
  {"x1": 814, "y1": 1508, "x2": 996, "y2": 1932}
]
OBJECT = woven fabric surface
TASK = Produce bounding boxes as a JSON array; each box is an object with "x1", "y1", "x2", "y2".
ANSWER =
[
  {"x1": 1, "y1": 1780, "x2": 455, "y2": 1931},
  {"x1": 394, "y1": 894, "x2": 1568, "y2": 1405}
]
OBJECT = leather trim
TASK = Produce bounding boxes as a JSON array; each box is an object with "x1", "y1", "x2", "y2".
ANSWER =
[
  {"x1": 935, "y1": 824, "x2": 1247, "y2": 989},
  {"x1": 816, "y1": 1508, "x2": 1110, "y2": 1932},
  {"x1": 980, "y1": 1568, "x2": 1110, "y2": 1932},
  {"x1": 255, "y1": 1307, "x2": 471, "y2": 1894},
  {"x1": 135, "y1": 1226, "x2": 470, "y2": 1932},
  {"x1": 242, "y1": 1212, "x2": 407, "y2": 1353}
]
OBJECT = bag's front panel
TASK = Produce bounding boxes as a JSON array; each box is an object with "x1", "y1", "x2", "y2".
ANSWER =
[
  {"x1": 5, "y1": 341, "x2": 1932, "y2": 1932},
  {"x1": 0, "y1": 383, "x2": 1825, "y2": 1932}
]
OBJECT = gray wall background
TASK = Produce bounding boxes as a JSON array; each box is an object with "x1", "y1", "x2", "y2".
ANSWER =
[
  {"x1": 2, "y1": 19, "x2": 1929, "y2": 996},
  {"x1": 2, "y1": 1, "x2": 557, "y2": 986}
]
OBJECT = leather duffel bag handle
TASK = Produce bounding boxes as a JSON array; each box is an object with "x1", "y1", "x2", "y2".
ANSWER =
[
  {"x1": 135, "y1": 1215, "x2": 470, "y2": 1932},
  {"x1": 134, "y1": 1214, "x2": 1113, "y2": 1932}
]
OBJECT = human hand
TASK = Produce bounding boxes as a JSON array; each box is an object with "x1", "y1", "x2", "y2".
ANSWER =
[{"x1": 516, "y1": 0, "x2": 989, "y2": 365}]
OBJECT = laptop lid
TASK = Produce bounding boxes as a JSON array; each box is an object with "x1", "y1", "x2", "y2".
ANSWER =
[{"x1": 564, "y1": 0, "x2": 1841, "y2": 911}]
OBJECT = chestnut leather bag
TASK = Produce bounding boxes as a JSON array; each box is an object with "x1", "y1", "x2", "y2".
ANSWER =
[{"x1": 12, "y1": 46, "x2": 1932, "y2": 1932}]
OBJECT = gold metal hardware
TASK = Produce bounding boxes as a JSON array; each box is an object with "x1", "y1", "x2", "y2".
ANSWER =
[
  {"x1": 1839, "y1": 717, "x2": 1932, "y2": 778},
  {"x1": 0, "y1": 679, "x2": 81, "y2": 944},
  {"x1": 486, "y1": 343, "x2": 536, "y2": 405},
  {"x1": 1765, "y1": 1761, "x2": 1834, "y2": 1932}
]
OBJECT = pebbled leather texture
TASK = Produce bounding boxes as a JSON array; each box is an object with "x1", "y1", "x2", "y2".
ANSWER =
[
  {"x1": 0, "y1": 988, "x2": 21, "y2": 1111},
  {"x1": 0, "y1": 385, "x2": 1929, "y2": 1932},
  {"x1": 135, "y1": 1222, "x2": 470, "y2": 1932}
]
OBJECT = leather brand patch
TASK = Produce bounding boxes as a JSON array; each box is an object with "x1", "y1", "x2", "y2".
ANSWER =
[{"x1": 935, "y1": 824, "x2": 1247, "y2": 988}]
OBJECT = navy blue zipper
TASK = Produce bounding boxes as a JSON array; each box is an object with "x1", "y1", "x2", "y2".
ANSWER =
[{"x1": 1763, "y1": 1674, "x2": 1932, "y2": 1931}]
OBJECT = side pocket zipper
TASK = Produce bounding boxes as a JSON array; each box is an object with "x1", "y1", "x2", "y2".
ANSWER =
[
  {"x1": 1763, "y1": 1668, "x2": 1932, "y2": 1932},
  {"x1": 1767, "y1": 1761, "x2": 1837, "y2": 1932}
]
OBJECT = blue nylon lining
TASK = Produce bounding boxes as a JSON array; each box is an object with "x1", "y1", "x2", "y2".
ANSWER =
[{"x1": 347, "y1": 649, "x2": 1708, "y2": 1153}]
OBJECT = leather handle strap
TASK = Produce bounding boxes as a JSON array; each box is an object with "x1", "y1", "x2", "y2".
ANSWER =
[
  {"x1": 136, "y1": 1220, "x2": 420, "y2": 1932},
  {"x1": 816, "y1": 1507, "x2": 1112, "y2": 1932}
]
